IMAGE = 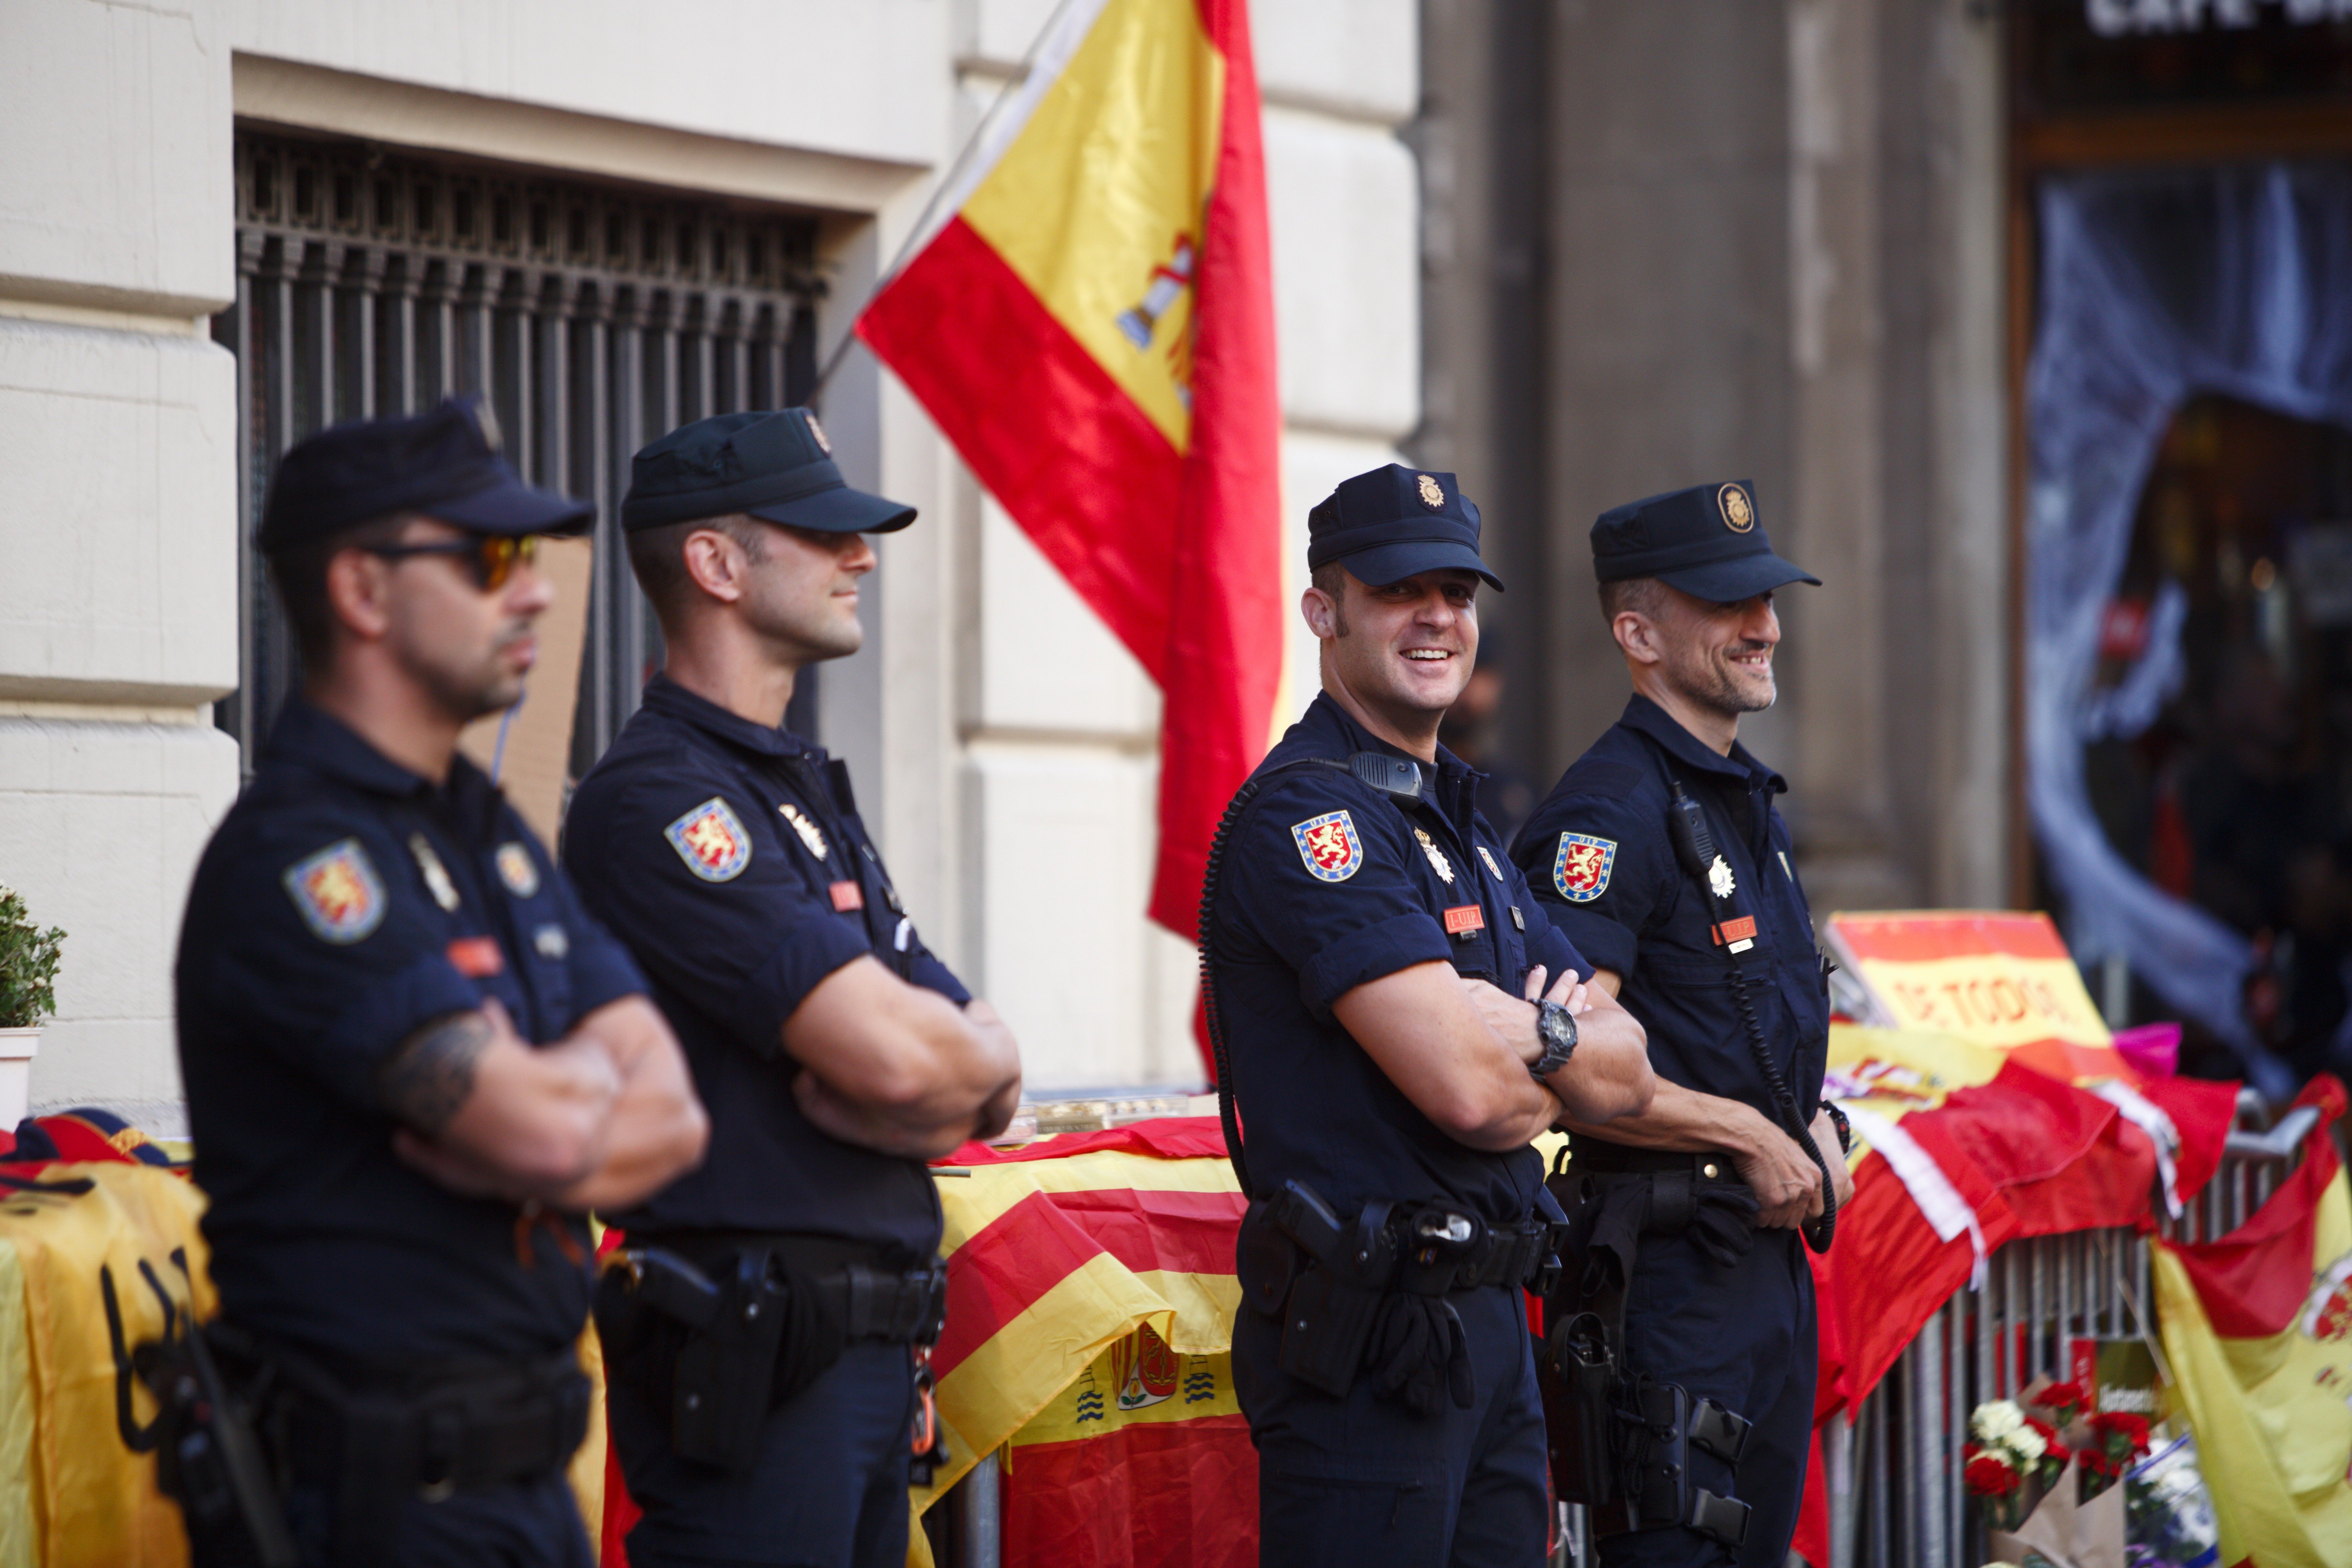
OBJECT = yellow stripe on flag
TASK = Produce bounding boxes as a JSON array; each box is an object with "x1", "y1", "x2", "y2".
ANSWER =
[
  {"x1": 960, "y1": 0, "x2": 1224, "y2": 450},
  {"x1": 2153, "y1": 1163, "x2": 2352, "y2": 1566}
]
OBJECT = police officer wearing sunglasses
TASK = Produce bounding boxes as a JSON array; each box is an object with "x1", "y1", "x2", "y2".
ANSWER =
[
  {"x1": 560, "y1": 409, "x2": 1022, "y2": 1568},
  {"x1": 170, "y1": 396, "x2": 709, "y2": 1568}
]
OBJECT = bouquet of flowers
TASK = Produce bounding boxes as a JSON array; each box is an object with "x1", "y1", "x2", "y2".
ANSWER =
[
  {"x1": 1967, "y1": 1398, "x2": 2071, "y2": 1531},
  {"x1": 2080, "y1": 1410, "x2": 2154, "y2": 1501}
]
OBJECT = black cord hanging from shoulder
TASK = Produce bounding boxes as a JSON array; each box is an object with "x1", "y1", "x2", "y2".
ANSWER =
[{"x1": 1665, "y1": 778, "x2": 1839, "y2": 1253}]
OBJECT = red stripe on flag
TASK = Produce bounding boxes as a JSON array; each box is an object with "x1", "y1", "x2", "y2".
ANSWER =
[
  {"x1": 2163, "y1": 1076, "x2": 2346, "y2": 1338},
  {"x1": 1149, "y1": 0, "x2": 1284, "y2": 945},
  {"x1": 1004, "y1": 1414, "x2": 1258, "y2": 1568},
  {"x1": 858, "y1": 218, "x2": 1185, "y2": 683},
  {"x1": 1828, "y1": 912, "x2": 2072, "y2": 963},
  {"x1": 935, "y1": 1186, "x2": 1248, "y2": 1379}
]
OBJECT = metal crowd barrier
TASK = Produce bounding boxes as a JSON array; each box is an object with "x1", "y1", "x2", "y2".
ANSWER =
[{"x1": 937, "y1": 1094, "x2": 2326, "y2": 1568}]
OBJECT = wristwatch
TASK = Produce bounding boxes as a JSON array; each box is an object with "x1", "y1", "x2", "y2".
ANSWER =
[{"x1": 1530, "y1": 999, "x2": 1579, "y2": 1082}]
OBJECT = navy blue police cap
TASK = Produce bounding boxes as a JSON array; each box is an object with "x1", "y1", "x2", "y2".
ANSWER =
[
  {"x1": 258, "y1": 394, "x2": 592, "y2": 552},
  {"x1": 1590, "y1": 480, "x2": 1819, "y2": 602},
  {"x1": 622, "y1": 408, "x2": 915, "y2": 535},
  {"x1": 1307, "y1": 464, "x2": 1503, "y2": 591}
]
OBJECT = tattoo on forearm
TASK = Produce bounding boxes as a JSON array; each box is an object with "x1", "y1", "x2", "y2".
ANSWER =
[{"x1": 376, "y1": 1011, "x2": 493, "y2": 1136}]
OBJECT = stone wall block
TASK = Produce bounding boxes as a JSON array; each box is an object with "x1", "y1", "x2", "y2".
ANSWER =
[
  {"x1": 964, "y1": 743, "x2": 1168, "y2": 1090},
  {"x1": 1265, "y1": 108, "x2": 1420, "y2": 438},
  {"x1": 1252, "y1": 0, "x2": 1416, "y2": 122},
  {"x1": 0, "y1": 0, "x2": 232, "y2": 314},
  {"x1": 973, "y1": 495, "x2": 1158, "y2": 736},
  {"x1": 229, "y1": 1, "x2": 949, "y2": 172},
  {"x1": 0, "y1": 718, "x2": 240, "y2": 1106},
  {"x1": 0, "y1": 320, "x2": 238, "y2": 704}
]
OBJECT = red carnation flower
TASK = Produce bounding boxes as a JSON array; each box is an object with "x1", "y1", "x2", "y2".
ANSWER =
[
  {"x1": 2022, "y1": 1415, "x2": 2058, "y2": 1443},
  {"x1": 1964, "y1": 1453, "x2": 2022, "y2": 1497},
  {"x1": 2039, "y1": 1381, "x2": 2088, "y2": 1412},
  {"x1": 2079, "y1": 1448, "x2": 2120, "y2": 1478},
  {"x1": 2087, "y1": 1409, "x2": 2152, "y2": 1456}
]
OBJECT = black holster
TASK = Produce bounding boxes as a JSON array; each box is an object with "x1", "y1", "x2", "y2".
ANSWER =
[
  {"x1": 1537, "y1": 1153, "x2": 1755, "y2": 1548},
  {"x1": 596, "y1": 1236, "x2": 947, "y2": 1476},
  {"x1": 138, "y1": 1326, "x2": 297, "y2": 1568},
  {"x1": 1238, "y1": 1180, "x2": 1559, "y2": 1414}
]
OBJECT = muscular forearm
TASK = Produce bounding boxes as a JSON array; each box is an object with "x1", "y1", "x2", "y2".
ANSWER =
[
  {"x1": 1556, "y1": 1076, "x2": 1773, "y2": 1154},
  {"x1": 550, "y1": 1005, "x2": 708, "y2": 1212},
  {"x1": 793, "y1": 1068, "x2": 986, "y2": 1160}
]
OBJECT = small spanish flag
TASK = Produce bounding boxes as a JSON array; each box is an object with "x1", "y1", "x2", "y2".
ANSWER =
[{"x1": 856, "y1": 0, "x2": 1284, "y2": 997}]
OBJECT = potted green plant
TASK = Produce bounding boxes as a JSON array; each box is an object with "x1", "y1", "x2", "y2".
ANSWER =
[{"x1": 0, "y1": 886, "x2": 65, "y2": 1129}]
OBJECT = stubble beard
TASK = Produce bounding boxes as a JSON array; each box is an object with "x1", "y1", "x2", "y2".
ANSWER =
[{"x1": 1671, "y1": 642, "x2": 1775, "y2": 720}]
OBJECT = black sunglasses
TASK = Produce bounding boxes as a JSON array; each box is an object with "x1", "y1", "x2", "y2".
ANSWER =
[{"x1": 364, "y1": 533, "x2": 540, "y2": 592}]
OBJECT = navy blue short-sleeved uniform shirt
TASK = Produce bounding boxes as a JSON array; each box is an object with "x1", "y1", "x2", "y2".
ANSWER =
[
  {"x1": 1510, "y1": 694, "x2": 1829, "y2": 1568},
  {"x1": 1210, "y1": 692, "x2": 1589, "y2": 1228},
  {"x1": 175, "y1": 699, "x2": 647, "y2": 1365},
  {"x1": 561, "y1": 674, "x2": 967, "y2": 1259},
  {"x1": 1509, "y1": 695, "x2": 1828, "y2": 1111}
]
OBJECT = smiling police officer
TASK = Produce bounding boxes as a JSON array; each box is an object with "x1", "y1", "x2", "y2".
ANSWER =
[
  {"x1": 560, "y1": 409, "x2": 1022, "y2": 1568},
  {"x1": 1203, "y1": 464, "x2": 1655, "y2": 1566},
  {"x1": 172, "y1": 397, "x2": 709, "y2": 1568},
  {"x1": 1511, "y1": 482, "x2": 1855, "y2": 1568}
]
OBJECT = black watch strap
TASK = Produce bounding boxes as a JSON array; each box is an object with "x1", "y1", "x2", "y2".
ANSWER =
[{"x1": 1530, "y1": 999, "x2": 1578, "y2": 1081}]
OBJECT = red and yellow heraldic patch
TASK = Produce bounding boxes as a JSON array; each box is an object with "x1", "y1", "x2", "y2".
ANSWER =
[
  {"x1": 1552, "y1": 832, "x2": 1617, "y2": 903},
  {"x1": 664, "y1": 797, "x2": 751, "y2": 883},
  {"x1": 283, "y1": 838, "x2": 386, "y2": 943},
  {"x1": 1291, "y1": 810, "x2": 1364, "y2": 883}
]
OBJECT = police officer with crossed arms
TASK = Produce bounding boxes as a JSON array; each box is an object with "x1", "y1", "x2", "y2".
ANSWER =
[
  {"x1": 1512, "y1": 481, "x2": 1855, "y2": 1567},
  {"x1": 1203, "y1": 463, "x2": 1655, "y2": 1565},
  {"x1": 172, "y1": 398, "x2": 708, "y2": 1568},
  {"x1": 561, "y1": 409, "x2": 1022, "y2": 1568}
]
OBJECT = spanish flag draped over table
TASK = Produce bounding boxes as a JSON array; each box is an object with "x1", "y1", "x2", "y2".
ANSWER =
[
  {"x1": 2152, "y1": 1076, "x2": 2352, "y2": 1568},
  {"x1": 911, "y1": 1118, "x2": 1252, "y2": 1568},
  {"x1": 855, "y1": 0, "x2": 1285, "y2": 981}
]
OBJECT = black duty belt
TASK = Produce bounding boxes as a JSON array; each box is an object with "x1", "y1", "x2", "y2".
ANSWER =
[
  {"x1": 1569, "y1": 1140, "x2": 1746, "y2": 1184},
  {"x1": 265, "y1": 1339, "x2": 591, "y2": 1496},
  {"x1": 644, "y1": 1229, "x2": 947, "y2": 1345}
]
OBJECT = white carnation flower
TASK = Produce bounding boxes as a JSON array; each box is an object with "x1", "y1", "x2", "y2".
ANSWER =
[
  {"x1": 1970, "y1": 1400, "x2": 2024, "y2": 1443},
  {"x1": 2004, "y1": 1424, "x2": 2047, "y2": 1463}
]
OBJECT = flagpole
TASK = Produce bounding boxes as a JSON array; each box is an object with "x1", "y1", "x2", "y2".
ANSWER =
[{"x1": 807, "y1": 0, "x2": 1093, "y2": 412}]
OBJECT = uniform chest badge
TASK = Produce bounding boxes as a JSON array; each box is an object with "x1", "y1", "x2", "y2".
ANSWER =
[
  {"x1": 408, "y1": 833, "x2": 460, "y2": 912},
  {"x1": 1413, "y1": 827, "x2": 1455, "y2": 884},
  {"x1": 1708, "y1": 855, "x2": 1737, "y2": 900},
  {"x1": 495, "y1": 842, "x2": 540, "y2": 898},
  {"x1": 779, "y1": 802, "x2": 829, "y2": 861},
  {"x1": 665, "y1": 797, "x2": 752, "y2": 882},
  {"x1": 1476, "y1": 845, "x2": 1506, "y2": 882},
  {"x1": 1552, "y1": 833, "x2": 1617, "y2": 903},
  {"x1": 283, "y1": 839, "x2": 387, "y2": 944},
  {"x1": 1291, "y1": 810, "x2": 1364, "y2": 882}
]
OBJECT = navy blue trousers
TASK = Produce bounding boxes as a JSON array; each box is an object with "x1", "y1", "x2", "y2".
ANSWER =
[
  {"x1": 1233, "y1": 1285, "x2": 1550, "y2": 1568},
  {"x1": 1599, "y1": 1225, "x2": 1816, "y2": 1568},
  {"x1": 608, "y1": 1340, "x2": 915, "y2": 1568},
  {"x1": 263, "y1": 1473, "x2": 591, "y2": 1568}
]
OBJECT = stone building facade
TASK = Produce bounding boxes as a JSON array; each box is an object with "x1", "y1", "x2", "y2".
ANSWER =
[{"x1": 0, "y1": 0, "x2": 1422, "y2": 1117}]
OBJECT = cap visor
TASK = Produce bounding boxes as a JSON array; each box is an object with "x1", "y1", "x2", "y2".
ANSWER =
[
  {"x1": 429, "y1": 477, "x2": 595, "y2": 537},
  {"x1": 1656, "y1": 551, "x2": 1819, "y2": 603},
  {"x1": 1335, "y1": 539, "x2": 1505, "y2": 592},
  {"x1": 746, "y1": 484, "x2": 917, "y2": 535}
]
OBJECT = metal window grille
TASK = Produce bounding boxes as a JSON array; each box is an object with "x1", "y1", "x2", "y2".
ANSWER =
[{"x1": 212, "y1": 128, "x2": 824, "y2": 781}]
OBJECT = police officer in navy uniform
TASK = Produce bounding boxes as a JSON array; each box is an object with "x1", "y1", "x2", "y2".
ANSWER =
[
  {"x1": 1510, "y1": 482, "x2": 1856, "y2": 1568},
  {"x1": 1203, "y1": 464, "x2": 1655, "y2": 1566},
  {"x1": 561, "y1": 410, "x2": 1022, "y2": 1568},
  {"x1": 174, "y1": 397, "x2": 709, "y2": 1567}
]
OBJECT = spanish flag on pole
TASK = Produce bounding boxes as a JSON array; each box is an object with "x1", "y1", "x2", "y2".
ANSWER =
[{"x1": 855, "y1": 0, "x2": 1284, "y2": 959}]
